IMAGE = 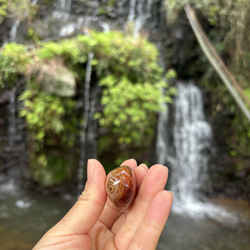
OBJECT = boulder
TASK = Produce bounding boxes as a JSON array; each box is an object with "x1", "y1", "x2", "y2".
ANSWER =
[{"x1": 27, "y1": 59, "x2": 76, "y2": 97}]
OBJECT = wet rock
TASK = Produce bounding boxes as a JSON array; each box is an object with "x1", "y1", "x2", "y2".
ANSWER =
[
  {"x1": 26, "y1": 60, "x2": 76, "y2": 97},
  {"x1": 0, "y1": 91, "x2": 11, "y2": 104}
]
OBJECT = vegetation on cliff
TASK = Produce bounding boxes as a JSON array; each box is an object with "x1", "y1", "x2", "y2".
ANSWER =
[{"x1": 0, "y1": 31, "x2": 174, "y2": 185}]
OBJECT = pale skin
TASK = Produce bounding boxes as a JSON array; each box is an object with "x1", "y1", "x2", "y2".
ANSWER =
[{"x1": 33, "y1": 159, "x2": 173, "y2": 250}]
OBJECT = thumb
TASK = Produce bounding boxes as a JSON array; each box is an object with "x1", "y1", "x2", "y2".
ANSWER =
[{"x1": 55, "y1": 159, "x2": 107, "y2": 235}]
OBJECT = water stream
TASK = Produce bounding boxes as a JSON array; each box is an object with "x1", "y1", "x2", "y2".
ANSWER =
[
  {"x1": 78, "y1": 52, "x2": 94, "y2": 193},
  {"x1": 7, "y1": 88, "x2": 17, "y2": 149},
  {"x1": 157, "y1": 82, "x2": 209, "y2": 207},
  {"x1": 9, "y1": 19, "x2": 20, "y2": 42},
  {"x1": 127, "y1": 0, "x2": 154, "y2": 35},
  {"x1": 170, "y1": 82, "x2": 212, "y2": 211}
]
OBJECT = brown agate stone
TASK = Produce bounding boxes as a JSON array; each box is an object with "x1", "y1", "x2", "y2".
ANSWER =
[{"x1": 106, "y1": 166, "x2": 136, "y2": 213}]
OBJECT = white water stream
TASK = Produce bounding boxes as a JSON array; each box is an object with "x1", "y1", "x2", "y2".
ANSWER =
[
  {"x1": 171, "y1": 82, "x2": 211, "y2": 207},
  {"x1": 156, "y1": 81, "x2": 240, "y2": 224},
  {"x1": 9, "y1": 19, "x2": 20, "y2": 42},
  {"x1": 77, "y1": 52, "x2": 94, "y2": 193},
  {"x1": 7, "y1": 88, "x2": 17, "y2": 149},
  {"x1": 127, "y1": 0, "x2": 154, "y2": 35}
]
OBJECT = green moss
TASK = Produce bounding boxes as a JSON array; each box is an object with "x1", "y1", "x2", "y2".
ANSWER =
[
  {"x1": 26, "y1": 28, "x2": 40, "y2": 42},
  {"x1": 108, "y1": 0, "x2": 115, "y2": 7},
  {"x1": 98, "y1": 6, "x2": 108, "y2": 15}
]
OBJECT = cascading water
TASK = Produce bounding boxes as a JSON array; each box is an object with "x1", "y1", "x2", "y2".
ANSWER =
[
  {"x1": 156, "y1": 88, "x2": 170, "y2": 165},
  {"x1": 127, "y1": 0, "x2": 154, "y2": 35},
  {"x1": 156, "y1": 81, "x2": 212, "y2": 206},
  {"x1": 9, "y1": 19, "x2": 20, "y2": 42},
  {"x1": 157, "y1": 81, "x2": 237, "y2": 222},
  {"x1": 170, "y1": 82, "x2": 211, "y2": 208},
  {"x1": 78, "y1": 52, "x2": 94, "y2": 193},
  {"x1": 77, "y1": 49, "x2": 100, "y2": 193},
  {"x1": 7, "y1": 88, "x2": 17, "y2": 149},
  {"x1": 53, "y1": 0, "x2": 85, "y2": 38}
]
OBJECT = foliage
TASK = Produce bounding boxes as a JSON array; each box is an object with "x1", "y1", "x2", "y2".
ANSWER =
[
  {"x1": 91, "y1": 31, "x2": 162, "y2": 82},
  {"x1": 200, "y1": 75, "x2": 250, "y2": 171},
  {"x1": 36, "y1": 31, "x2": 172, "y2": 153},
  {"x1": 230, "y1": 114, "x2": 250, "y2": 157},
  {"x1": 97, "y1": 75, "x2": 164, "y2": 145},
  {"x1": 0, "y1": 0, "x2": 8, "y2": 24},
  {"x1": 19, "y1": 89, "x2": 77, "y2": 152},
  {"x1": 26, "y1": 28, "x2": 40, "y2": 43},
  {"x1": 31, "y1": 149, "x2": 76, "y2": 186},
  {"x1": 0, "y1": 43, "x2": 31, "y2": 89},
  {"x1": 38, "y1": 39, "x2": 82, "y2": 64},
  {"x1": 18, "y1": 84, "x2": 77, "y2": 184},
  {"x1": 2, "y1": 30, "x2": 172, "y2": 182}
]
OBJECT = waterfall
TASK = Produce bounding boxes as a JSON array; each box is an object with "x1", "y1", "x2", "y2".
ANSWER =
[
  {"x1": 156, "y1": 88, "x2": 170, "y2": 165},
  {"x1": 53, "y1": 0, "x2": 71, "y2": 19},
  {"x1": 9, "y1": 19, "x2": 20, "y2": 42},
  {"x1": 127, "y1": 0, "x2": 154, "y2": 35},
  {"x1": 171, "y1": 82, "x2": 211, "y2": 205},
  {"x1": 53, "y1": 0, "x2": 85, "y2": 38},
  {"x1": 56, "y1": 0, "x2": 71, "y2": 11},
  {"x1": 78, "y1": 52, "x2": 94, "y2": 193},
  {"x1": 157, "y1": 81, "x2": 238, "y2": 222},
  {"x1": 31, "y1": 0, "x2": 38, "y2": 4},
  {"x1": 156, "y1": 81, "x2": 213, "y2": 213},
  {"x1": 128, "y1": 0, "x2": 137, "y2": 22},
  {"x1": 7, "y1": 88, "x2": 17, "y2": 149}
]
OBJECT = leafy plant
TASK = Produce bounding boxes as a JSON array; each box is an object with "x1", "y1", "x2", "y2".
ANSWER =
[
  {"x1": 38, "y1": 39, "x2": 81, "y2": 63},
  {"x1": 97, "y1": 75, "x2": 164, "y2": 145},
  {"x1": 0, "y1": 43, "x2": 31, "y2": 89},
  {"x1": 0, "y1": 0, "x2": 8, "y2": 24},
  {"x1": 19, "y1": 89, "x2": 77, "y2": 152}
]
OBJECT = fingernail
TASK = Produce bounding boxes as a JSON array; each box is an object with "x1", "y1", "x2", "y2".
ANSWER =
[
  {"x1": 168, "y1": 191, "x2": 174, "y2": 197},
  {"x1": 87, "y1": 159, "x2": 95, "y2": 181},
  {"x1": 164, "y1": 165, "x2": 169, "y2": 173},
  {"x1": 139, "y1": 163, "x2": 148, "y2": 170}
]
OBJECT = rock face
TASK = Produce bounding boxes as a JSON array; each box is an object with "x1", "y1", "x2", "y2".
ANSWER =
[
  {"x1": 3, "y1": 0, "x2": 166, "y2": 42},
  {"x1": 1, "y1": 0, "x2": 197, "y2": 75}
]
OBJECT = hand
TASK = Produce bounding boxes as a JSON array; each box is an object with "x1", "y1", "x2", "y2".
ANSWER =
[{"x1": 33, "y1": 159, "x2": 173, "y2": 249}]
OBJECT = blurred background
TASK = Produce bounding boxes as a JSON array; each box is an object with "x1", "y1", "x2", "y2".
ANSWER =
[{"x1": 0, "y1": 0, "x2": 250, "y2": 249}]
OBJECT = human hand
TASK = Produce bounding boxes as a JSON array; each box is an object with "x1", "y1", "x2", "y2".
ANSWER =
[{"x1": 33, "y1": 159, "x2": 173, "y2": 249}]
